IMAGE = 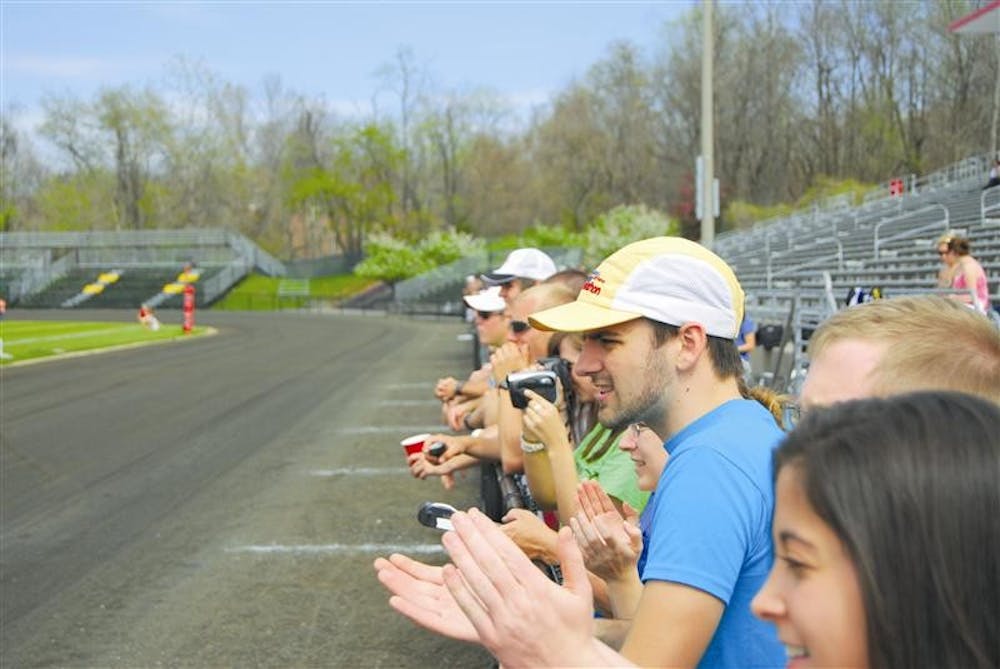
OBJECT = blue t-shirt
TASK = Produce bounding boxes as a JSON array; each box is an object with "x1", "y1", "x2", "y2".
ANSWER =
[{"x1": 639, "y1": 399, "x2": 784, "y2": 669}]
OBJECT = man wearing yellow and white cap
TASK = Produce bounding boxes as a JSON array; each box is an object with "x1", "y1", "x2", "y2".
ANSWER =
[
  {"x1": 525, "y1": 237, "x2": 783, "y2": 668},
  {"x1": 376, "y1": 237, "x2": 784, "y2": 669}
]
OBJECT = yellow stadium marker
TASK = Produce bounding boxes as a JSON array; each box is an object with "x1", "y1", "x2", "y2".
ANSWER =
[{"x1": 162, "y1": 282, "x2": 185, "y2": 294}]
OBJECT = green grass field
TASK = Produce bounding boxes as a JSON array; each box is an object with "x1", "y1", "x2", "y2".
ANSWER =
[
  {"x1": 212, "y1": 273, "x2": 377, "y2": 310},
  {"x1": 0, "y1": 320, "x2": 208, "y2": 365}
]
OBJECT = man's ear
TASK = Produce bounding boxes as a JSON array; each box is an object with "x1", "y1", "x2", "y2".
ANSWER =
[{"x1": 675, "y1": 323, "x2": 708, "y2": 372}]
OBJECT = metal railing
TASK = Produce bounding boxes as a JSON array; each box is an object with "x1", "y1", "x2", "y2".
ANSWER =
[
  {"x1": 873, "y1": 204, "x2": 949, "y2": 257},
  {"x1": 766, "y1": 237, "x2": 844, "y2": 288},
  {"x1": 200, "y1": 258, "x2": 253, "y2": 304},
  {"x1": 983, "y1": 184, "x2": 1000, "y2": 222},
  {"x1": 7, "y1": 251, "x2": 75, "y2": 302}
]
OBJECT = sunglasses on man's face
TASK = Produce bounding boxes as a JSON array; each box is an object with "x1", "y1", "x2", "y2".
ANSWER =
[{"x1": 509, "y1": 320, "x2": 530, "y2": 334}]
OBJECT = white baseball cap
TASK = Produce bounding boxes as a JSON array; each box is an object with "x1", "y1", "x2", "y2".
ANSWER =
[
  {"x1": 528, "y1": 237, "x2": 744, "y2": 339},
  {"x1": 482, "y1": 248, "x2": 557, "y2": 284},
  {"x1": 463, "y1": 286, "x2": 506, "y2": 313}
]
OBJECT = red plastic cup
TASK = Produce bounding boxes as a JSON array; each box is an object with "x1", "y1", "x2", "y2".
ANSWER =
[{"x1": 401, "y1": 433, "x2": 431, "y2": 456}]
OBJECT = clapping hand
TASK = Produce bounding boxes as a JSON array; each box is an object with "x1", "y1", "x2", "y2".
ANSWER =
[{"x1": 569, "y1": 480, "x2": 642, "y2": 582}]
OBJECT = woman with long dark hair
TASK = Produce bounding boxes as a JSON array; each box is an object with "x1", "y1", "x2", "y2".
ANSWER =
[{"x1": 753, "y1": 391, "x2": 1000, "y2": 669}]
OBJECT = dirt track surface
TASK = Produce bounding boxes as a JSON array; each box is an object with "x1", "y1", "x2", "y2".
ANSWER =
[{"x1": 1, "y1": 309, "x2": 494, "y2": 668}]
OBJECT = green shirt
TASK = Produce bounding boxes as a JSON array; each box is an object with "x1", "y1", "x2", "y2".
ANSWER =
[{"x1": 574, "y1": 424, "x2": 650, "y2": 514}]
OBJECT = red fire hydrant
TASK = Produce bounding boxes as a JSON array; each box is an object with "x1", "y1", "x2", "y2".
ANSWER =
[{"x1": 182, "y1": 284, "x2": 195, "y2": 333}]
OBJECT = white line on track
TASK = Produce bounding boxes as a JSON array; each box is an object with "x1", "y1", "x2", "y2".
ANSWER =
[
  {"x1": 377, "y1": 399, "x2": 440, "y2": 407},
  {"x1": 226, "y1": 543, "x2": 443, "y2": 555},
  {"x1": 6, "y1": 327, "x2": 128, "y2": 345},
  {"x1": 308, "y1": 467, "x2": 408, "y2": 476}
]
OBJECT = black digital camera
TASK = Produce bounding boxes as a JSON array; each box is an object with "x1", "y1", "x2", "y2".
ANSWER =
[
  {"x1": 417, "y1": 501, "x2": 457, "y2": 531},
  {"x1": 506, "y1": 370, "x2": 559, "y2": 409}
]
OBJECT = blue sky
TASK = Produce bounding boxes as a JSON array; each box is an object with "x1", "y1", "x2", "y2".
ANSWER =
[{"x1": 2, "y1": 1, "x2": 692, "y2": 132}]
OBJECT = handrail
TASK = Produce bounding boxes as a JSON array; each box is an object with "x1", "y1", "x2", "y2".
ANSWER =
[
  {"x1": 201, "y1": 258, "x2": 253, "y2": 303},
  {"x1": 982, "y1": 184, "x2": 1000, "y2": 222},
  {"x1": 873, "y1": 203, "x2": 949, "y2": 257},
  {"x1": 766, "y1": 237, "x2": 843, "y2": 288}
]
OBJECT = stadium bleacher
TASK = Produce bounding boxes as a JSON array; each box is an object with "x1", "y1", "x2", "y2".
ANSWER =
[
  {"x1": 711, "y1": 153, "x2": 1000, "y2": 393},
  {"x1": 0, "y1": 229, "x2": 284, "y2": 309}
]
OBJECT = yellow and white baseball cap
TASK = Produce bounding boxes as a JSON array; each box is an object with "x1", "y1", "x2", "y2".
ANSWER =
[{"x1": 528, "y1": 237, "x2": 744, "y2": 339}]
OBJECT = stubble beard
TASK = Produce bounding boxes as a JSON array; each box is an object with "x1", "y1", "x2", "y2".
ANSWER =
[{"x1": 598, "y1": 352, "x2": 671, "y2": 433}]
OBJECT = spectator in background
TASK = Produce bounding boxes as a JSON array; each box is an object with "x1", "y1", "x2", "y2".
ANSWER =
[
  {"x1": 435, "y1": 286, "x2": 508, "y2": 408},
  {"x1": 481, "y1": 247, "x2": 557, "y2": 302},
  {"x1": 461, "y1": 274, "x2": 484, "y2": 323},
  {"x1": 753, "y1": 391, "x2": 999, "y2": 669},
  {"x1": 935, "y1": 232, "x2": 957, "y2": 289},
  {"x1": 464, "y1": 286, "x2": 507, "y2": 351},
  {"x1": 137, "y1": 304, "x2": 161, "y2": 331},
  {"x1": 985, "y1": 157, "x2": 1000, "y2": 190},
  {"x1": 935, "y1": 234, "x2": 992, "y2": 314},
  {"x1": 434, "y1": 286, "x2": 509, "y2": 430},
  {"x1": 545, "y1": 267, "x2": 589, "y2": 294},
  {"x1": 736, "y1": 313, "x2": 756, "y2": 380}
]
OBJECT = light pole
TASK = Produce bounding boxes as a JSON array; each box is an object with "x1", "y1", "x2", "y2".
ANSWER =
[{"x1": 700, "y1": 0, "x2": 715, "y2": 246}]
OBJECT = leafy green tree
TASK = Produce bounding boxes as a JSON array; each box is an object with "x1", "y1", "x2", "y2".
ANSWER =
[
  {"x1": 354, "y1": 229, "x2": 484, "y2": 284},
  {"x1": 585, "y1": 205, "x2": 679, "y2": 267},
  {"x1": 33, "y1": 172, "x2": 117, "y2": 231},
  {"x1": 286, "y1": 121, "x2": 405, "y2": 259}
]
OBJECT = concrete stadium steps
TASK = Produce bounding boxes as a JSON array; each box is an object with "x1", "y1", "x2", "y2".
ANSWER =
[
  {"x1": 722, "y1": 169, "x2": 1000, "y2": 394},
  {"x1": 15, "y1": 266, "x2": 222, "y2": 310},
  {"x1": 16, "y1": 269, "x2": 108, "y2": 308}
]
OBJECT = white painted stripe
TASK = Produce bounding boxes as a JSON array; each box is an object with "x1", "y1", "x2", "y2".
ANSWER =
[
  {"x1": 336, "y1": 425, "x2": 446, "y2": 435},
  {"x1": 456, "y1": 333, "x2": 474, "y2": 341},
  {"x1": 309, "y1": 467, "x2": 408, "y2": 476},
  {"x1": 378, "y1": 399, "x2": 440, "y2": 407},
  {"x1": 226, "y1": 543, "x2": 444, "y2": 555},
  {"x1": 7, "y1": 327, "x2": 128, "y2": 345}
]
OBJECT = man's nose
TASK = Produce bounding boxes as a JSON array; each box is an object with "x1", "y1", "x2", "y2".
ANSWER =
[{"x1": 575, "y1": 342, "x2": 601, "y2": 375}]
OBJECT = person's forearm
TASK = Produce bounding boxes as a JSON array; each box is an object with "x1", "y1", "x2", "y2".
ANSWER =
[
  {"x1": 605, "y1": 572, "x2": 645, "y2": 621},
  {"x1": 522, "y1": 428, "x2": 576, "y2": 511},
  {"x1": 459, "y1": 376, "x2": 488, "y2": 398},
  {"x1": 589, "y1": 572, "x2": 613, "y2": 615},
  {"x1": 496, "y1": 391, "x2": 524, "y2": 474},
  {"x1": 441, "y1": 452, "x2": 483, "y2": 473},
  {"x1": 521, "y1": 448, "x2": 559, "y2": 509},
  {"x1": 461, "y1": 427, "x2": 502, "y2": 460},
  {"x1": 548, "y1": 442, "x2": 581, "y2": 525}
]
